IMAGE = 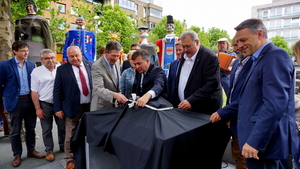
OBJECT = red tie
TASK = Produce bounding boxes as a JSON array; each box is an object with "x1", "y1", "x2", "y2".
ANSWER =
[{"x1": 77, "y1": 66, "x2": 89, "y2": 96}]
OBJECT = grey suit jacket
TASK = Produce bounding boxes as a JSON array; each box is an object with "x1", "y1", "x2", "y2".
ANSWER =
[{"x1": 90, "y1": 56, "x2": 121, "y2": 111}]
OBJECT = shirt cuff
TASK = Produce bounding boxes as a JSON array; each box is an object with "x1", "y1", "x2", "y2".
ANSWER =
[{"x1": 147, "y1": 90, "x2": 156, "y2": 99}]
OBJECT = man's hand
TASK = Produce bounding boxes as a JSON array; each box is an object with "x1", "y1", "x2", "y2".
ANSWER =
[
  {"x1": 178, "y1": 100, "x2": 192, "y2": 110},
  {"x1": 55, "y1": 111, "x2": 64, "y2": 119},
  {"x1": 242, "y1": 143, "x2": 259, "y2": 160},
  {"x1": 210, "y1": 112, "x2": 221, "y2": 123},
  {"x1": 36, "y1": 108, "x2": 46, "y2": 119},
  {"x1": 136, "y1": 93, "x2": 152, "y2": 107},
  {"x1": 114, "y1": 93, "x2": 128, "y2": 104}
]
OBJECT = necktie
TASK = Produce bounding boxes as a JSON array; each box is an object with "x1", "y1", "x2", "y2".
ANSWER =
[
  {"x1": 111, "y1": 65, "x2": 118, "y2": 86},
  {"x1": 77, "y1": 66, "x2": 89, "y2": 96}
]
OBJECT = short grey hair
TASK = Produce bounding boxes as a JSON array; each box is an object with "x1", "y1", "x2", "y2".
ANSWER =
[
  {"x1": 180, "y1": 31, "x2": 199, "y2": 42},
  {"x1": 105, "y1": 41, "x2": 122, "y2": 53},
  {"x1": 40, "y1": 49, "x2": 54, "y2": 57},
  {"x1": 234, "y1": 18, "x2": 268, "y2": 39}
]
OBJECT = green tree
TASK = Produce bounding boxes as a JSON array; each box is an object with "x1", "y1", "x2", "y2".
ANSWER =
[
  {"x1": 208, "y1": 27, "x2": 231, "y2": 52},
  {"x1": 188, "y1": 26, "x2": 211, "y2": 48},
  {"x1": 49, "y1": 6, "x2": 68, "y2": 52},
  {"x1": 94, "y1": 4, "x2": 136, "y2": 53},
  {"x1": 148, "y1": 16, "x2": 185, "y2": 43},
  {"x1": 270, "y1": 36, "x2": 292, "y2": 56}
]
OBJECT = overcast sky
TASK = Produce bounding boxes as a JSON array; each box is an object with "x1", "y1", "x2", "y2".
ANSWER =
[{"x1": 160, "y1": 0, "x2": 272, "y2": 38}]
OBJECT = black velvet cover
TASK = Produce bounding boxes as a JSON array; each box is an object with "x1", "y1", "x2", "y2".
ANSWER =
[{"x1": 72, "y1": 98, "x2": 231, "y2": 169}]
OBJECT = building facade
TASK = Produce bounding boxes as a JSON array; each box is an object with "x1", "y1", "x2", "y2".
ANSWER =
[
  {"x1": 44, "y1": 0, "x2": 162, "y2": 31},
  {"x1": 251, "y1": 0, "x2": 300, "y2": 46}
]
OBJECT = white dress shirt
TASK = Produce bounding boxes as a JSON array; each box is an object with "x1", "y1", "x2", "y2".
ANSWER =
[
  {"x1": 178, "y1": 49, "x2": 199, "y2": 101},
  {"x1": 72, "y1": 62, "x2": 91, "y2": 104}
]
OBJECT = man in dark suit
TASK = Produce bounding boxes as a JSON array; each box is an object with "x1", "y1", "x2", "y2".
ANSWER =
[
  {"x1": 172, "y1": 31, "x2": 230, "y2": 169},
  {"x1": 211, "y1": 36, "x2": 252, "y2": 169},
  {"x1": 167, "y1": 41, "x2": 183, "y2": 102},
  {"x1": 211, "y1": 19, "x2": 298, "y2": 168},
  {"x1": 54, "y1": 46, "x2": 93, "y2": 169},
  {"x1": 0, "y1": 41, "x2": 45, "y2": 167},
  {"x1": 131, "y1": 49, "x2": 168, "y2": 107}
]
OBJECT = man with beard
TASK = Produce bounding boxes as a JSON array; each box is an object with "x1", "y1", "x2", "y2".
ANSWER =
[{"x1": 211, "y1": 37, "x2": 252, "y2": 169}]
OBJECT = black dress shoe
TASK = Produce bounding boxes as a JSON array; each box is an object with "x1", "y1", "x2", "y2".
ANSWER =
[
  {"x1": 12, "y1": 156, "x2": 21, "y2": 167},
  {"x1": 27, "y1": 150, "x2": 45, "y2": 158}
]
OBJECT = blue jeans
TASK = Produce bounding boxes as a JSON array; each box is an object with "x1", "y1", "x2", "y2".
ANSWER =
[
  {"x1": 9, "y1": 97, "x2": 36, "y2": 157},
  {"x1": 40, "y1": 102, "x2": 65, "y2": 152}
]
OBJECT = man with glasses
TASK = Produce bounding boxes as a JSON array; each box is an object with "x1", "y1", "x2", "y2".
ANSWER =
[
  {"x1": 171, "y1": 31, "x2": 230, "y2": 168},
  {"x1": 91, "y1": 41, "x2": 128, "y2": 111},
  {"x1": 31, "y1": 49, "x2": 65, "y2": 162},
  {"x1": 0, "y1": 41, "x2": 45, "y2": 167}
]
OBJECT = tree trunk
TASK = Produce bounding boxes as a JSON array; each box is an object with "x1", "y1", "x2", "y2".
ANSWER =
[{"x1": 0, "y1": 0, "x2": 14, "y2": 61}]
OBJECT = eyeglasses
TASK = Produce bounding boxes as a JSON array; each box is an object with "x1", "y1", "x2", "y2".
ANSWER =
[
  {"x1": 182, "y1": 44, "x2": 193, "y2": 49},
  {"x1": 43, "y1": 57, "x2": 55, "y2": 60},
  {"x1": 218, "y1": 42, "x2": 227, "y2": 45},
  {"x1": 19, "y1": 50, "x2": 30, "y2": 53}
]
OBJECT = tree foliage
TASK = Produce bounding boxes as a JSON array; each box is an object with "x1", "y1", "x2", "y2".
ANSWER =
[
  {"x1": 208, "y1": 27, "x2": 231, "y2": 52},
  {"x1": 188, "y1": 26, "x2": 211, "y2": 48},
  {"x1": 270, "y1": 36, "x2": 292, "y2": 56},
  {"x1": 94, "y1": 4, "x2": 137, "y2": 53},
  {"x1": 148, "y1": 16, "x2": 185, "y2": 43}
]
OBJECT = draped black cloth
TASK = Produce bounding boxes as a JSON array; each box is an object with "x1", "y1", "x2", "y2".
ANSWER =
[{"x1": 72, "y1": 97, "x2": 230, "y2": 169}]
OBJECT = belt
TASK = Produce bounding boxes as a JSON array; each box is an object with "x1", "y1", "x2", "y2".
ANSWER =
[
  {"x1": 19, "y1": 94, "x2": 30, "y2": 98},
  {"x1": 221, "y1": 75, "x2": 229, "y2": 77},
  {"x1": 40, "y1": 101, "x2": 54, "y2": 106}
]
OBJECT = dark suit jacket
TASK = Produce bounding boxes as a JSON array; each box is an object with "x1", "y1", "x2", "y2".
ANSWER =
[
  {"x1": 168, "y1": 59, "x2": 180, "y2": 102},
  {"x1": 53, "y1": 60, "x2": 93, "y2": 118},
  {"x1": 173, "y1": 45, "x2": 223, "y2": 114},
  {"x1": 219, "y1": 58, "x2": 252, "y2": 135},
  {"x1": 218, "y1": 43, "x2": 298, "y2": 159},
  {"x1": 134, "y1": 63, "x2": 168, "y2": 99},
  {"x1": 0, "y1": 58, "x2": 35, "y2": 111}
]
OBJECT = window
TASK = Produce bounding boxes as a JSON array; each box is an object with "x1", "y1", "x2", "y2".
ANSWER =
[
  {"x1": 70, "y1": 23, "x2": 78, "y2": 30},
  {"x1": 149, "y1": 8, "x2": 162, "y2": 19},
  {"x1": 56, "y1": 3, "x2": 66, "y2": 13},
  {"x1": 148, "y1": 21, "x2": 156, "y2": 28},
  {"x1": 291, "y1": 29, "x2": 299, "y2": 39},
  {"x1": 276, "y1": 19, "x2": 282, "y2": 28},
  {"x1": 284, "y1": 18, "x2": 291, "y2": 28},
  {"x1": 58, "y1": 22, "x2": 66, "y2": 30},
  {"x1": 263, "y1": 21, "x2": 268, "y2": 28},
  {"x1": 263, "y1": 10, "x2": 268, "y2": 19},
  {"x1": 268, "y1": 31, "x2": 275, "y2": 39},
  {"x1": 285, "y1": 6, "x2": 292, "y2": 16},
  {"x1": 276, "y1": 31, "x2": 281, "y2": 36},
  {"x1": 258, "y1": 11, "x2": 263, "y2": 19},
  {"x1": 292, "y1": 17, "x2": 299, "y2": 27},
  {"x1": 46, "y1": 1, "x2": 51, "y2": 11},
  {"x1": 135, "y1": 4, "x2": 138, "y2": 16},
  {"x1": 143, "y1": 7, "x2": 146, "y2": 18},
  {"x1": 270, "y1": 9, "x2": 276, "y2": 18},
  {"x1": 71, "y1": 6, "x2": 78, "y2": 15},
  {"x1": 276, "y1": 8, "x2": 282, "y2": 16},
  {"x1": 293, "y1": 5, "x2": 300, "y2": 14},
  {"x1": 119, "y1": 0, "x2": 135, "y2": 11},
  {"x1": 269, "y1": 20, "x2": 275, "y2": 29},
  {"x1": 283, "y1": 30, "x2": 290, "y2": 39}
]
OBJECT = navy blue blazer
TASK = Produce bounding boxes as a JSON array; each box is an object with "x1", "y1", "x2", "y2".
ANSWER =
[
  {"x1": 0, "y1": 58, "x2": 35, "y2": 111},
  {"x1": 53, "y1": 60, "x2": 93, "y2": 118},
  {"x1": 218, "y1": 43, "x2": 298, "y2": 159},
  {"x1": 134, "y1": 63, "x2": 168, "y2": 100},
  {"x1": 167, "y1": 59, "x2": 180, "y2": 102},
  {"x1": 173, "y1": 45, "x2": 223, "y2": 114},
  {"x1": 219, "y1": 58, "x2": 252, "y2": 135}
]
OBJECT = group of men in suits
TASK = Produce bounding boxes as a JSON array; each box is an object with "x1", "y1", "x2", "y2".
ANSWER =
[{"x1": 1, "y1": 18, "x2": 298, "y2": 169}]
